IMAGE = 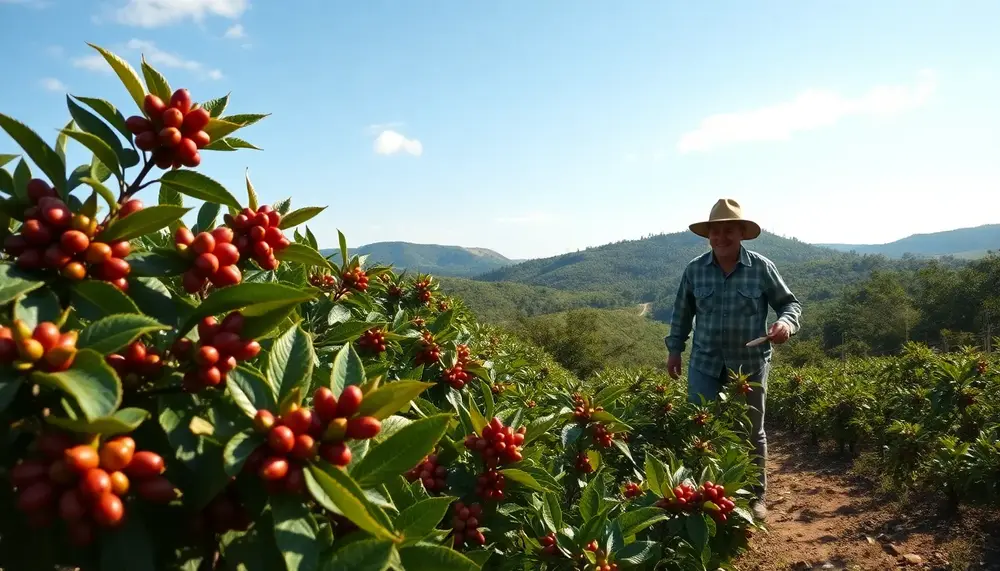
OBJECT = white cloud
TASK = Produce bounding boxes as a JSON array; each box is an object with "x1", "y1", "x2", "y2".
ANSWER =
[
  {"x1": 224, "y1": 23, "x2": 245, "y2": 38},
  {"x1": 373, "y1": 130, "x2": 423, "y2": 156},
  {"x1": 40, "y1": 77, "x2": 66, "y2": 92},
  {"x1": 113, "y1": 0, "x2": 248, "y2": 27},
  {"x1": 74, "y1": 39, "x2": 223, "y2": 80},
  {"x1": 677, "y1": 70, "x2": 938, "y2": 153},
  {"x1": 495, "y1": 211, "x2": 553, "y2": 225}
]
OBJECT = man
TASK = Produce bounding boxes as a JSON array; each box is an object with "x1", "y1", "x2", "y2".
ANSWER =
[{"x1": 664, "y1": 198, "x2": 802, "y2": 522}]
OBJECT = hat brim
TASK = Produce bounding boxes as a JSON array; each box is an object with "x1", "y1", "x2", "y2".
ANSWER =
[{"x1": 689, "y1": 219, "x2": 761, "y2": 240}]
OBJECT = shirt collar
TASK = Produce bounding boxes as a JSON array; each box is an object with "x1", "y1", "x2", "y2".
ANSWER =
[{"x1": 705, "y1": 245, "x2": 752, "y2": 268}]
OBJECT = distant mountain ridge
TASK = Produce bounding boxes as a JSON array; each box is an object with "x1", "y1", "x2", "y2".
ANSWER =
[
  {"x1": 817, "y1": 224, "x2": 999, "y2": 259},
  {"x1": 320, "y1": 241, "x2": 519, "y2": 278}
]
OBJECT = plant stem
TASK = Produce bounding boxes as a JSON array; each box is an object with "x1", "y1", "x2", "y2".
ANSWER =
[{"x1": 120, "y1": 159, "x2": 156, "y2": 202}]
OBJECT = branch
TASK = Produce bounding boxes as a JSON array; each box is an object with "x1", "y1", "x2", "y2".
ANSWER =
[{"x1": 120, "y1": 159, "x2": 156, "y2": 202}]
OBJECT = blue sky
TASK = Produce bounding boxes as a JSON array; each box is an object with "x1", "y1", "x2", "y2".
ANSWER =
[{"x1": 2, "y1": 0, "x2": 999, "y2": 260}]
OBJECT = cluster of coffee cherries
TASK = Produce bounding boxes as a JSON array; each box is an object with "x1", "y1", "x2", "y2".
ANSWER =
[
  {"x1": 474, "y1": 469, "x2": 505, "y2": 501},
  {"x1": 341, "y1": 267, "x2": 369, "y2": 292},
  {"x1": 623, "y1": 482, "x2": 642, "y2": 499},
  {"x1": 572, "y1": 394, "x2": 603, "y2": 423},
  {"x1": 691, "y1": 437, "x2": 713, "y2": 455},
  {"x1": 175, "y1": 227, "x2": 242, "y2": 293},
  {"x1": 526, "y1": 400, "x2": 537, "y2": 408},
  {"x1": 654, "y1": 384, "x2": 667, "y2": 394},
  {"x1": 192, "y1": 483, "x2": 251, "y2": 536},
  {"x1": 655, "y1": 481, "x2": 736, "y2": 522},
  {"x1": 415, "y1": 331, "x2": 441, "y2": 366},
  {"x1": 662, "y1": 401, "x2": 674, "y2": 414},
  {"x1": 308, "y1": 273, "x2": 337, "y2": 289},
  {"x1": 173, "y1": 313, "x2": 261, "y2": 392},
  {"x1": 574, "y1": 453, "x2": 594, "y2": 474},
  {"x1": 225, "y1": 205, "x2": 290, "y2": 270},
  {"x1": 692, "y1": 411, "x2": 710, "y2": 426},
  {"x1": 0, "y1": 320, "x2": 78, "y2": 372},
  {"x1": 127, "y1": 90, "x2": 211, "y2": 169},
  {"x1": 246, "y1": 386, "x2": 382, "y2": 494},
  {"x1": 490, "y1": 382, "x2": 508, "y2": 395},
  {"x1": 733, "y1": 379, "x2": 752, "y2": 395},
  {"x1": 450, "y1": 502, "x2": 485, "y2": 549},
  {"x1": 539, "y1": 532, "x2": 559, "y2": 557},
  {"x1": 441, "y1": 343, "x2": 473, "y2": 389},
  {"x1": 592, "y1": 424, "x2": 613, "y2": 448},
  {"x1": 583, "y1": 541, "x2": 619, "y2": 571},
  {"x1": 464, "y1": 417, "x2": 526, "y2": 468},
  {"x1": 11, "y1": 432, "x2": 172, "y2": 545},
  {"x1": 413, "y1": 277, "x2": 434, "y2": 304},
  {"x1": 106, "y1": 340, "x2": 164, "y2": 388},
  {"x1": 357, "y1": 328, "x2": 387, "y2": 354},
  {"x1": 405, "y1": 452, "x2": 448, "y2": 494},
  {"x1": 3, "y1": 180, "x2": 135, "y2": 291},
  {"x1": 976, "y1": 359, "x2": 988, "y2": 375}
]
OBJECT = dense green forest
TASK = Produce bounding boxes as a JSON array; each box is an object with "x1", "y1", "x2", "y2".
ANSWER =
[{"x1": 320, "y1": 241, "x2": 516, "y2": 277}]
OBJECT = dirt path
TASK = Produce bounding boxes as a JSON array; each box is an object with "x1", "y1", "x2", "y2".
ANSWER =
[
  {"x1": 735, "y1": 432, "x2": 1000, "y2": 571},
  {"x1": 637, "y1": 302, "x2": 651, "y2": 317}
]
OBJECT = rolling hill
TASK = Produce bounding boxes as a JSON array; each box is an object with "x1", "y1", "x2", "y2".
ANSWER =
[
  {"x1": 817, "y1": 224, "x2": 1000, "y2": 259},
  {"x1": 320, "y1": 241, "x2": 518, "y2": 278}
]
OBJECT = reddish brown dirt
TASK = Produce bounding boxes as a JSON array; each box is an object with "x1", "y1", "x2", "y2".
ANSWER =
[{"x1": 735, "y1": 431, "x2": 1000, "y2": 571}]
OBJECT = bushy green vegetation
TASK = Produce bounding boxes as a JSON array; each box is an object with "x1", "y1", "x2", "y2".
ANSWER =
[
  {"x1": 321, "y1": 242, "x2": 516, "y2": 278},
  {"x1": 438, "y1": 277, "x2": 623, "y2": 323}
]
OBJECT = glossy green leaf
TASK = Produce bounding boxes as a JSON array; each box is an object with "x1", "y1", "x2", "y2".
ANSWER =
[
  {"x1": 126, "y1": 248, "x2": 189, "y2": 277},
  {"x1": 541, "y1": 491, "x2": 562, "y2": 532},
  {"x1": 70, "y1": 280, "x2": 141, "y2": 321},
  {"x1": 351, "y1": 414, "x2": 451, "y2": 489},
  {"x1": 46, "y1": 407, "x2": 149, "y2": 437},
  {"x1": 202, "y1": 118, "x2": 244, "y2": 140},
  {"x1": 55, "y1": 119, "x2": 73, "y2": 162},
  {"x1": 59, "y1": 129, "x2": 121, "y2": 178},
  {"x1": 276, "y1": 243, "x2": 334, "y2": 270},
  {"x1": 77, "y1": 176, "x2": 118, "y2": 213},
  {"x1": 0, "y1": 112, "x2": 65, "y2": 188},
  {"x1": 330, "y1": 343, "x2": 365, "y2": 397},
  {"x1": 159, "y1": 169, "x2": 241, "y2": 210},
  {"x1": 30, "y1": 349, "x2": 121, "y2": 421},
  {"x1": 99, "y1": 205, "x2": 190, "y2": 242},
  {"x1": 77, "y1": 314, "x2": 169, "y2": 355},
  {"x1": 356, "y1": 380, "x2": 434, "y2": 420},
  {"x1": 271, "y1": 496, "x2": 319, "y2": 571},
  {"x1": 304, "y1": 462, "x2": 397, "y2": 541},
  {"x1": 87, "y1": 43, "x2": 146, "y2": 112},
  {"x1": 0, "y1": 378, "x2": 21, "y2": 413},
  {"x1": 0, "y1": 263, "x2": 44, "y2": 305},
  {"x1": 224, "y1": 431, "x2": 265, "y2": 477},
  {"x1": 267, "y1": 323, "x2": 315, "y2": 402},
  {"x1": 66, "y1": 96, "x2": 127, "y2": 161},
  {"x1": 279, "y1": 206, "x2": 326, "y2": 229},
  {"x1": 395, "y1": 497, "x2": 453, "y2": 544},
  {"x1": 323, "y1": 321, "x2": 387, "y2": 345},
  {"x1": 12, "y1": 158, "x2": 30, "y2": 202},
  {"x1": 200, "y1": 94, "x2": 229, "y2": 117},
  {"x1": 140, "y1": 55, "x2": 171, "y2": 102},
  {"x1": 227, "y1": 365, "x2": 277, "y2": 418},
  {"x1": 196, "y1": 200, "x2": 220, "y2": 232},
  {"x1": 320, "y1": 539, "x2": 393, "y2": 571},
  {"x1": 177, "y1": 282, "x2": 315, "y2": 335},
  {"x1": 245, "y1": 169, "x2": 259, "y2": 210},
  {"x1": 0, "y1": 154, "x2": 17, "y2": 168},
  {"x1": 219, "y1": 113, "x2": 269, "y2": 129},
  {"x1": 397, "y1": 545, "x2": 479, "y2": 571},
  {"x1": 686, "y1": 514, "x2": 709, "y2": 551},
  {"x1": 337, "y1": 230, "x2": 348, "y2": 267},
  {"x1": 99, "y1": 509, "x2": 156, "y2": 571},
  {"x1": 615, "y1": 541, "x2": 661, "y2": 568},
  {"x1": 616, "y1": 507, "x2": 671, "y2": 538},
  {"x1": 241, "y1": 300, "x2": 302, "y2": 339},
  {"x1": 500, "y1": 468, "x2": 546, "y2": 491},
  {"x1": 74, "y1": 96, "x2": 132, "y2": 142}
]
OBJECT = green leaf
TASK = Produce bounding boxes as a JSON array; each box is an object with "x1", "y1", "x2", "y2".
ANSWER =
[
  {"x1": 614, "y1": 541, "x2": 661, "y2": 568},
  {"x1": 46, "y1": 407, "x2": 149, "y2": 437},
  {"x1": 126, "y1": 277, "x2": 179, "y2": 327},
  {"x1": 71, "y1": 280, "x2": 141, "y2": 320},
  {"x1": 279, "y1": 206, "x2": 326, "y2": 229},
  {"x1": 644, "y1": 454, "x2": 669, "y2": 496},
  {"x1": 224, "y1": 431, "x2": 264, "y2": 477},
  {"x1": 686, "y1": 514, "x2": 709, "y2": 551},
  {"x1": 541, "y1": 491, "x2": 562, "y2": 532},
  {"x1": 126, "y1": 248, "x2": 190, "y2": 277},
  {"x1": 201, "y1": 94, "x2": 230, "y2": 117},
  {"x1": 74, "y1": 96, "x2": 132, "y2": 142},
  {"x1": 276, "y1": 243, "x2": 334, "y2": 271},
  {"x1": 159, "y1": 169, "x2": 241, "y2": 210},
  {"x1": 99, "y1": 205, "x2": 190, "y2": 242},
  {"x1": 337, "y1": 230, "x2": 348, "y2": 267},
  {"x1": 0, "y1": 154, "x2": 17, "y2": 168},
  {"x1": 561, "y1": 423, "x2": 583, "y2": 448},
  {"x1": 66, "y1": 96, "x2": 127, "y2": 162},
  {"x1": 177, "y1": 282, "x2": 316, "y2": 335},
  {"x1": 203, "y1": 135, "x2": 264, "y2": 151},
  {"x1": 99, "y1": 509, "x2": 156, "y2": 571},
  {"x1": 525, "y1": 413, "x2": 559, "y2": 445},
  {"x1": 395, "y1": 497, "x2": 453, "y2": 544},
  {"x1": 0, "y1": 377, "x2": 22, "y2": 412},
  {"x1": 196, "y1": 200, "x2": 220, "y2": 232},
  {"x1": 271, "y1": 496, "x2": 320, "y2": 571},
  {"x1": 499, "y1": 468, "x2": 546, "y2": 491},
  {"x1": 320, "y1": 539, "x2": 393, "y2": 571},
  {"x1": 60, "y1": 129, "x2": 121, "y2": 178},
  {"x1": 0, "y1": 264, "x2": 44, "y2": 306},
  {"x1": 267, "y1": 323, "x2": 315, "y2": 402},
  {"x1": 304, "y1": 462, "x2": 397, "y2": 541},
  {"x1": 580, "y1": 474, "x2": 602, "y2": 521},
  {"x1": 13, "y1": 158, "x2": 30, "y2": 202},
  {"x1": 55, "y1": 119, "x2": 73, "y2": 162},
  {"x1": 330, "y1": 343, "x2": 365, "y2": 397},
  {"x1": 77, "y1": 176, "x2": 118, "y2": 213},
  {"x1": 351, "y1": 414, "x2": 451, "y2": 489},
  {"x1": 219, "y1": 113, "x2": 269, "y2": 129},
  {"x1": 323, "y1": 321, "x2": 386, "y2": 346},
  {"x1": 140, "y1": 55, "x2": 171, "y2": 102},
  {"x1": 202, "y1": 118, "x2": 245, "y2": 141},
  {"x1": 227, "y1": 365, "x2": 277, "y2": 418},
  {"x1": 159, "y1": 184, "x2": 183, "y2": 206},
  {"x1": 0, "y1": 112, "x2": 65, "y2": 189},
  {"x1": 616, "y1": 507, "x2": 671, "y2": 538},
  {"x1": 241, "y1": 300, "x2": 303, "y2": 340},
  {"x1": 397, "y1": 545, "x2": 480, "y2": 571},
  {"x1": 30, "y1": 349, "x2": 121, "y2": 421},
  {"x1": 356, "y1": 380, "x2": 434, "y2": 420},
  {"x1": 87, "y1": 43, "x2": 146, "y2": 112},
  {"x1": 0, "y1": 168, "x2": 14, "y2": 196},
  {"x1": 77, "y1": 314, "x2": 169, "y2": 355},
  {"x1": 245, "y1": 169, "x2": 259, "y2": 211}
]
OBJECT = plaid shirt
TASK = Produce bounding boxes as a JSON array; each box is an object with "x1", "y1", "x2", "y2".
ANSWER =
[{"x1": 665, "y1": 246, "x2": 802, "y2": 378}]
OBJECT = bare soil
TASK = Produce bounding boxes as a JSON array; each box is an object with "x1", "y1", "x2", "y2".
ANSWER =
[{"x1": 734, "y1": 431, "x2": 1000, "y2": 571}]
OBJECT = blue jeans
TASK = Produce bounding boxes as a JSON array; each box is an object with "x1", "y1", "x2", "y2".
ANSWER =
[{"x1": 687, "y1": 362, "x2": 768, "y2": 500}]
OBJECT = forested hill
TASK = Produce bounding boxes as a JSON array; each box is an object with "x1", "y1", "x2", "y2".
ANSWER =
[
  {"x1": 818, "y1": 224, "x2": 1000, "y2": 259},
  {"x1": 320, "y1": 241, "x2": 517, "y2": 277}
]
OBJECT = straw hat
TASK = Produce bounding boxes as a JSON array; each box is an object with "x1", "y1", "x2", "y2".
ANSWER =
[{"x1": 688, "y1": 198, "x2": 761, "y2": 240}]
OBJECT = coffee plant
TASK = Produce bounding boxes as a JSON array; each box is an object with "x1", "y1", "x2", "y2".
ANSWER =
[
  {"x1": 0, "y1": 44, "x2": 762, "y2": 570},
  {"x1": 769, "y1": 343, "x2": 1000, "y2": 512}
]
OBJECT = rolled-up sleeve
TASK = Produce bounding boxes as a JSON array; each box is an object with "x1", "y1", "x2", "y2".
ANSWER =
[
  {"x1": 665, "y1": 268, "x2": 696, "y2": 354},
  {"x1": 765, "y1": 260, "x2": 802, "y2": 335}
]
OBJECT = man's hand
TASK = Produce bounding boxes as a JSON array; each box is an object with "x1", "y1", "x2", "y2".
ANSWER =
[
  {"x1": 667, "y1": 353, "x2": 682, "y2": 379},
  {"x1": 768, "y1": 321, "x2": 791, "y2": 344}
]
